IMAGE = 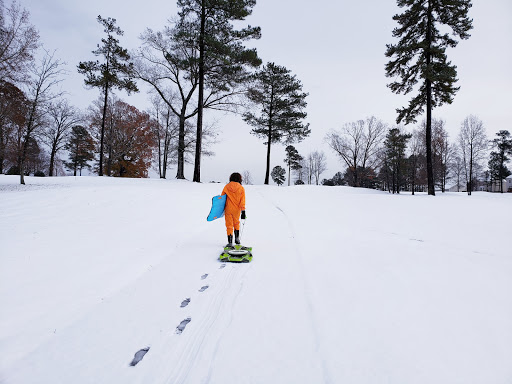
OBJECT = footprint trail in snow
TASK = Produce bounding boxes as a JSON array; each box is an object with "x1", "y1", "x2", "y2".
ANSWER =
[
  {"x1": 129, "y1": 347, "x2": 150, "y2": 366},
  {"x1": 176, "y1": 318, "x2": 191, "y2": 334},
  {"x1": 180, "y1": 298, "x2": 190, "y2": 308}
]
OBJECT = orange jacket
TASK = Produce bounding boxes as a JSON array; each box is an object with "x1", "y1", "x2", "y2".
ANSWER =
[{"x1": 221, "y1": 181, "x2": 246, "y2": 213}]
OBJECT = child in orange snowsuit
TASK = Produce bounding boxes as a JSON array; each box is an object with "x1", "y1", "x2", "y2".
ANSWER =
[{"x1": 221, "y1": 172, "x2": 246, "y2": 246}]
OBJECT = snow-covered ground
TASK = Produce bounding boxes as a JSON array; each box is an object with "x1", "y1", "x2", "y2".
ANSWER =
[{"x1": 1, "y1": 175, "x2": 511, "y2": 384}]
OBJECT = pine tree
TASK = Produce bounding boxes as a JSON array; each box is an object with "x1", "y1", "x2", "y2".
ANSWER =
[
  {"x1": 385, "y1": 0, "x2": 473, "y2": 196},
  {"x1": 384, "y1": 128, "x2": 412, "y2": 194},
  {"x1": 244, "y1": 62, "x2": 310, "y2": 184},
  {"x1": 271, "y1": 165, "x2": 286, "y2": 186},
  {"x1": 64, "y1": 125, "x2": 95, "y2": 176},
  {"x1": 284, "y1": 145, "x2": 303, "y2": 186},
  {"x1": 332, "y1": 172, "x2": 345, "y2": 186},
  {"x1": 78, "y1": 16, "x2": 138, "y2": 176},
  {"x1": 488, "y1": 130, "x2": 512, "y2": 193}
]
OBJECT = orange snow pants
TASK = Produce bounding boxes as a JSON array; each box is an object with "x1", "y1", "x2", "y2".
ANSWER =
[
  {"x1": 221, "y1": 181, "x2": 245, "y2": 236},
  {"x1": 225, "y1": 208, "x2": 241, "y2": 236}
]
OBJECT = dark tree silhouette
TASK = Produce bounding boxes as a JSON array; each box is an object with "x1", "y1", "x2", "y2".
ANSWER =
[
  {"x1": 244, "y1": 62, "x2": 310, "y2": 184},
  {"x1": 78, "y1": 16, "x2": 138, "y2": 176},
  {"x1": 176, "y1": 0, "x2": 261, "y2": 182},
  {"x1": 385, "y1": 0, "x2": 473, "y2": 195}
]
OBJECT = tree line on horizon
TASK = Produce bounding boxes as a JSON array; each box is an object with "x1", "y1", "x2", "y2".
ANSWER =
[
  {"x1": 265, "y1": 116, "x2": 511, "y2": 195},
  {"x1": 1, "y1": 0, "x2": 510, "y2": 193},
  {"x1": 0, "y1": 0, "x2": 310, "y2": 185},
  {"x1": 323, "y1": 116, "x2": 512, "y2": 195}
]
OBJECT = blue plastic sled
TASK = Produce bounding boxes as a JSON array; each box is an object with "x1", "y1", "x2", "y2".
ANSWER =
[{"x1": 207, "y1": 194, "x2": 226, "y2": 221}]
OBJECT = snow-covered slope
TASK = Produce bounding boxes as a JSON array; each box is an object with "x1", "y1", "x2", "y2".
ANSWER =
[{"x1": 1, "y1": 175, "x2": 511, "y2": 384}]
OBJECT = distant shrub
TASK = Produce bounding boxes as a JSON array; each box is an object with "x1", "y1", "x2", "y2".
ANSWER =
[
  {"x1": 294, "y1": 180, "x2": 305, "y2": 185},
  {"x1": 34, "y1": 171, "x2": 45, "y2": 177},
  {"x1": 7, "y1": 166, "x2": 20, "y2": 175}
]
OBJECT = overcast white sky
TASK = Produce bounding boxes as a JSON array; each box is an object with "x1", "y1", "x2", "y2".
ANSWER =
[{"x1": 18, "y1": 0, "x2": 512, "y2": 183}]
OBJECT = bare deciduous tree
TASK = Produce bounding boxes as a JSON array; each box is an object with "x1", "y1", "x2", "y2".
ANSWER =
[
  {"x1": 304, "y1": 153, "x2": 313, "y2": 185},
  {"x1": 450, "y1": 154, "x2": 465, "y2": 192},
  {"x1": 242, "y1": 170, "x2": 253, "y2": 185},
  {"x1": 326, "y1": 116, "x2": 386, "y2": 187},
  {"x1": 458, "y1": 115, "x2": 487, "y2": 195},
  {"x1": 0, "y1": 0, "x2": 39, "y2": 83},
  {"x1": 408, "y1": 128, "x2": 425, "y2": 194},
  {"x1": 431, "y1": 118, "x2": 454, "y2": 192},
  {"x1": 20, "y1": 50, "x2": 65, "y2": 184},
  {"x1": 149, "y1": 96, "x2": 179, "y2": 179},
  {"x1": 135, "y1": 24, "x2": 199, "y2": 179},
  {"x1": 311, "y1": 150, "x2": 327, "y2": 185},
  {"x1": 43, "y1": 99, "x2": 81, "y2": 176}
]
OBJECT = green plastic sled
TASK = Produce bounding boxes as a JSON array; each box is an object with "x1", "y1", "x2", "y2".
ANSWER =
[{"x1": 219, "y1": 245, "x2": 253, "y2": 263}]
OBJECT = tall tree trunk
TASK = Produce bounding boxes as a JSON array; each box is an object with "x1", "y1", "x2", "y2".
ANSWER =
[
  {"x1": 20, "y1": 101, "x2": 37, "y2": 185},
  {"x1": 99, "y1": 82, "x2": 109, "y2": 176},
  {"x1": 500, "y1": 152, "x2": 505, "y2": 193},
  {"x1": 106, "y1": 143, "x2": 112, "y2": 176},
  {"x1": 412, "y1": 168, "x2": 416, "y2": 195},
  {"x1": 425, "y1": 13, "x2": 435, "y2": 196},
  {"x1": 193, "y1": 1, "x2": 206, "y2": 183},
  {"x1": 49, "y1": 142, "x2": 56, "y2": 176},
  {"x1": 386, "y1": 159, "x2": 390, "y2": 193},
  {"x1": 425, "y1": 1, "x2": 435, "y2": 196},
  {"x1": 155, "y1": 108, "x2": 162, "y2": 178},
  {"x1": 176, "y1": 114, "x2": 185, "y2": 179},
  {"x1": 468, "y1": 144, "x2": 473, "y2": 195},
  {"x1": 0, "y1": 130, "x2": 5, "y2": 174},
  {"x1": 20, "y1": 138, "x2": 28, "y2": 185},
  {"x1": 162, "y1": 148, "x2": 167, "y2": 179},
  {"x1": 391, "y1": 167, "x2": 396, "y2": 194},
  {"x1": 106, "y1": 112, "x2": 114, "y2": 176},
  {"x1": 163, "y1": 129, "x2": 169, "y2": 179},
  {"x1": 397, "y1": 159, "x2": 401, "y2": 194},
  {"x1": 157, "y1": 129, "x2": 162, "y2": 178},
  {"x1": 73, "y1": 140, "x2": 78, "y2": 176},
  {"x1": 265, "y1": 128, "x2": 272, "y2": 185}
]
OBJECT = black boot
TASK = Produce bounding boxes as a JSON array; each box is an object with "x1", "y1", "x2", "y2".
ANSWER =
[
  {"x1": 226, "y1": 234, "x2": 233, "y2": 248},
  {"x1": 234, "y1": 229, "x2": 240, "y2": 245}
]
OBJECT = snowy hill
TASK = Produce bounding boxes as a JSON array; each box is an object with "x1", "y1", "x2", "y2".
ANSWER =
[{"x1": 1, "y1": 175, "x2": 511, "y2": 384}]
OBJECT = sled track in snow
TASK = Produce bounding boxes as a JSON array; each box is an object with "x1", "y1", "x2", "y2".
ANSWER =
[
  {"x1": 258, "y1": 190, "x2": 334, "y2": 384},
  {"x1": 162, "y1": 262, "x2": 251, "y2": 384}
]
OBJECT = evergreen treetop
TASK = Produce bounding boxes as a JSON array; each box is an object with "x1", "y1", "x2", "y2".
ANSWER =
[{"x1": 385, "y1": 0, "x2": 473, "y2": 124}]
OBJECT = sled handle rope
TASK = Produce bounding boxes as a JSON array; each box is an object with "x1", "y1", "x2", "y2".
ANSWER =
[{"x1": 240, "y1": 218, "x2": 246, "y2": 243}]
